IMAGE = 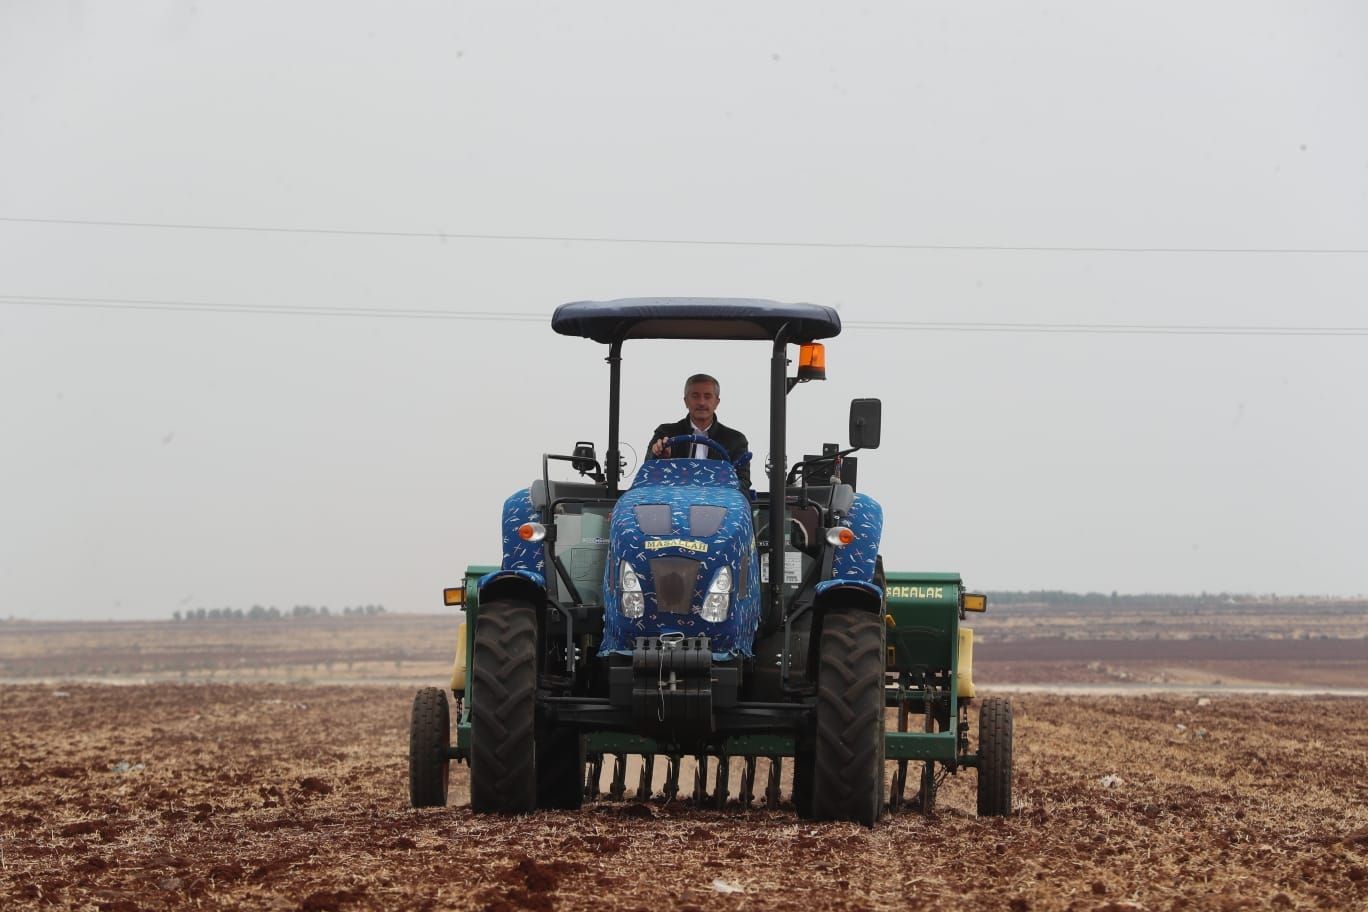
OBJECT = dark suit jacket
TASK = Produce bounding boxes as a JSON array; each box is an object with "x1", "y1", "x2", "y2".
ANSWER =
[{"x1": 647, "y1": 417, "x2": 751, "y2": 490}]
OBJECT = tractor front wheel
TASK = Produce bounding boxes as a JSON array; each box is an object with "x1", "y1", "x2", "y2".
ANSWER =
[
  {"x1": 408, "y1": 686, "x2": 450, "y2": 807},
  {"x1": 812, "y1": 608, "x2": 886, "y2": 826},
  {"x1": 976, "y1": 696, "x2": 1013, "y2": 816},
  {"x1": 470, "y1": 600, "x2": 538, "y2": 813}
]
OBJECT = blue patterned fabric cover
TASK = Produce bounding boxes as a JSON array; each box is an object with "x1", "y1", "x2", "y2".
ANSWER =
[
  {"x1": 600, "y1": 459, "x2": 761, "y2": 658},
  {"x1": 632, "y1": 457, "x2": 740, "y2": 490},
  {"x1": 478, "y1": 488, "x2": 547, "y2": 596},
  {"x1": 831, "y1": 492, "x2": 884, "y2": 583},
  {"x1": 499, "y1": 488, "x2": 543, "y2": 572}
]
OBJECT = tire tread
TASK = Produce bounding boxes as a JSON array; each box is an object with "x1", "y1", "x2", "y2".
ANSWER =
[
  {"x1": 409, "y1": 686, "x2": 450, "y2": 807},
  {"x1": 976, "y1": 696, "x2": 1013, "y2": 817},
  {"x1": 812, "y1": 609, "x2": 886, "y2": 826},
  {"x1": 470, "y1": 602, "x2": 538, "y2": 814}
]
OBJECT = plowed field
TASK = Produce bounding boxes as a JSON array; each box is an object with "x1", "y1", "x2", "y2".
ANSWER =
[{"x1": 2, "y1": 684, "x2": 1365, "y2": 911}]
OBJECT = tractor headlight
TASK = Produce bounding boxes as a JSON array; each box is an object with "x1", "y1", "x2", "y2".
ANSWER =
[
  {"x1": 699, "y1": 565, "x2": 732, "y2": 622},
  {"x1": 619, "y1": 560, "x2": 644, "y2": 618}
]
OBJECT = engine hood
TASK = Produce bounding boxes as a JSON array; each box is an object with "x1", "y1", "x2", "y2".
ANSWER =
[{"x1": 599, "y1": 459, "x2": 762, "y2": 657}]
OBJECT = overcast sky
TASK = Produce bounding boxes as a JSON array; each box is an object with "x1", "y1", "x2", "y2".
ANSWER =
[{"x1": 2, "y1": 2, "x2": 1365, "y2": 620}]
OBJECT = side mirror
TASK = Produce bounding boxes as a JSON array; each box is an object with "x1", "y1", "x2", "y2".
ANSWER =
[
  {"x1": 849, "y1": 399, "x2": 881, "y2": 450},
  {"x1": 571, "y1": 441, "x2": 599, "y2": 477}
]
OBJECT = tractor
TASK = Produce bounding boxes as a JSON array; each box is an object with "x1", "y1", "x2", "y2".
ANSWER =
[{"x1": 409, "y1": 298, "x2": 1012, "y2": 824}]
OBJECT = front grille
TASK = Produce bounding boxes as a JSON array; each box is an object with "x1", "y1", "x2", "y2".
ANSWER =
[{"x1": 649, "y1": 557, "x2": 700, "y2": 614}]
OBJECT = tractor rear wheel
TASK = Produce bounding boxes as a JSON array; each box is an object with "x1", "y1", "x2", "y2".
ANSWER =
[
  {"x1": 812, "y1": 608, "x2": 886, "y2": 826},
  {"x1": 470, "y1": 600, "x2": 538, "y2": 813},
  {"x1": 408, "y1": 686, "x2": 450, "y2": 807},
  {"x1": 976, "y1": 696, "x2": 1013, "y2": 817}
]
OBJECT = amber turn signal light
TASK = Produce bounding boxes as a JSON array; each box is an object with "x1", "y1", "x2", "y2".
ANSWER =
[
  {"x1": 825, "y1": 526, "x2": 855, "y2": 546},
  {"x1": 962, "y1": 592, "x2": 988, "y2": 612},
  {"x1": 797, "y1": 342, "x2": 826, "y2": 382}
]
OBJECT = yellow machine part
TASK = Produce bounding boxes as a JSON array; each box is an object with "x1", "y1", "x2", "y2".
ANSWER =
[
  {"x1": 449, "y1": 621, "x2": 468, "y2": 691},
  {"x1": 957, "y1": 626, "x2": 976, "y2": 699}
]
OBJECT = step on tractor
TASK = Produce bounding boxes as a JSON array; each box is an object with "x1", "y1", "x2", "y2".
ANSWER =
[{"x1": 409, "y1": 298, "x2": 1012, "y2": 824}]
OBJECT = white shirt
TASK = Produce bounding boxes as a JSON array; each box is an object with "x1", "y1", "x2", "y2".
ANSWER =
[{"x1": 690, "y1": 420, "x2": 714, "y2": 458}]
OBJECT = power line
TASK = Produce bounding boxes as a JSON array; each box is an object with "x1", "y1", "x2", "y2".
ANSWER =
[
  {"x1": 3, "y1": 215, "x2": 1366, "y2": 255},
  {"x1": 3, "y1": 293, "x2": 1366, "y2": 335},
  {"x1": 845, "y1": 319, "x2": 1368, "y2": 336},
  {"x1": 0, "y1": 294, "x2": 545, "y2": 322}
]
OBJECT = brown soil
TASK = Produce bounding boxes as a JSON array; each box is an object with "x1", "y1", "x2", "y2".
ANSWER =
[
  {"x1": 0, "y1": 617, "x2": 454, "y2": 683},
  {"x1": 974, "y1": 637, "x2": 1367, "y2": 689},
  {"x1": 2, "y1": 683, "x2": 1365, "y2": 911},
  {"x1": 4, "y1": 614, "x2": 1362, "y2": 692}
]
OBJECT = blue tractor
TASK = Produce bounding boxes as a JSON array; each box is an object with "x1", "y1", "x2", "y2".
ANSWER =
[{"x1": 409, "y1": 299, "x2": 1012, "y2": 825}]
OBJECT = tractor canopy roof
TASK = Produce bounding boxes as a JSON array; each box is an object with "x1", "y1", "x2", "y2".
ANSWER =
[{"x1": 551, "y1": 297, "x2": 842, "y2": 344}]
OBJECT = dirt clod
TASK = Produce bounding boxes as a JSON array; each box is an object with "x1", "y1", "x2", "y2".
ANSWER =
[
  {"x1": 297, "y1": 777, "x2": 333, "y2": 796},
  {"x1": 299, "y1": 888, "x2": 363, "y2": 911}
]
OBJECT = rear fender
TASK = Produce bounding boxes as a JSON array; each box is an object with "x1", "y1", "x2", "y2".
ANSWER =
[
  {"x1": 812, "y1": 579, "x2": 885, "y2": 615},
  {"x1": 806, "y1": 579, "x2": 886, "y2": 677},
  {"x1": 477, "y1": 568, "x2": 547, "y2": 607}
]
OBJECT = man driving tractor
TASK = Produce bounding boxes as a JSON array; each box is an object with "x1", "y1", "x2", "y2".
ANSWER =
[{"x1": 647, "y1": 373, "x2": 752, "y2": 490}]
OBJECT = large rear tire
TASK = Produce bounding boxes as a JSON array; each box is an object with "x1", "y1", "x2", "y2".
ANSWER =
[
  {"x1": 812, "y1": 608, "x2": 886, "y2": 826},
  {"x1": 408, "y1": 686, "x2": 450, "y2": 807},
  {"x1": 470, "y1": 600, "x2": 538, "y2": 814},
  {"x1": 976, "y1": 696, "x2": 1013, "y2": 817}
]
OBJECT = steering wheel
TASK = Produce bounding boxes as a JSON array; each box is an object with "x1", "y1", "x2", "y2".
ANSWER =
[{"x1": 662, "y1": 434, "x2": 733, "y2": 462}]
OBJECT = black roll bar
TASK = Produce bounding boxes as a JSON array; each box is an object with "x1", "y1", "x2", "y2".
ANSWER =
[
  {"x1": 606, "y1": 339, "x2": 623, "y2": 494},
  {"x1": 768, "y1": 324, "x2": 790, "y2": 623}
]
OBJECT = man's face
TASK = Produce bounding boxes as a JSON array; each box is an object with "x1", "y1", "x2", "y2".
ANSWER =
[{"x1": 683, "y1": 381, "x2": 719, "y2": 429}]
